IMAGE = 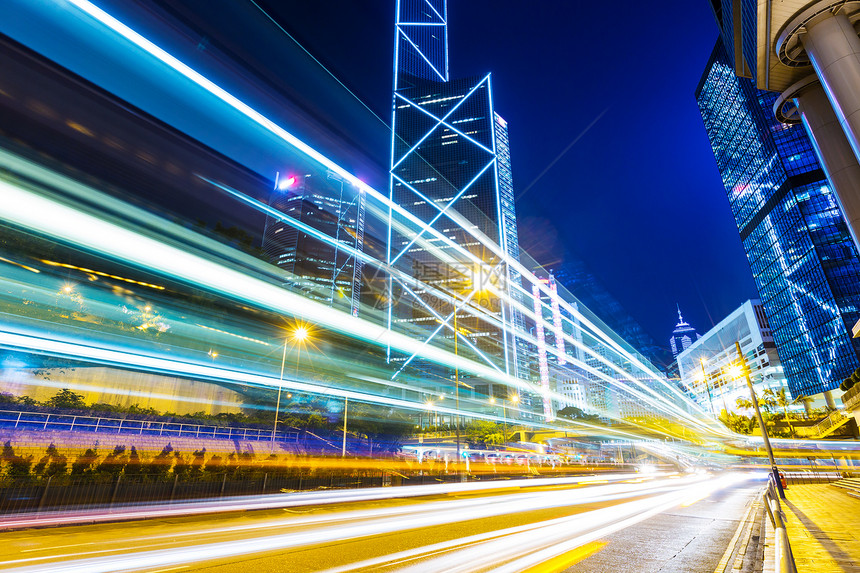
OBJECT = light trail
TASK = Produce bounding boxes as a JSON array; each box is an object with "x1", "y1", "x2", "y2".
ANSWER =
[
  {"x1": 0, "y1": 166, "x2": 711, "y2": 439},
  {"x1": 0, "y1": 473, "x2": 652, "y2": 531},
  {"x1": 50, "y1": 0, "x2": 710, "y2": 425},
  {"x1": 0, "y1": 473, "x2": 755, "y2": 573},
  {"x1": 0, "y1": 177, "x2": 516, "y2": 395},
  {"x1": 395, "y1": 473, "x2": 751, "y2": 573},
  {"x1": 0, "y1": 252, "x2": 648, "y2": 439},
  {"x1": 0, "y1": 0, "x2": 729, "y2": 440}
]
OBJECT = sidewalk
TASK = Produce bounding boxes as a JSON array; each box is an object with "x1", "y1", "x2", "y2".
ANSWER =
[{"x1": 775, "y1": 484, "x2": 860, "y2": 572}]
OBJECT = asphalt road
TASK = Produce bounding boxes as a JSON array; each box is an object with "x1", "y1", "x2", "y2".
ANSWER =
[{"x1": 0, "y1": 471, "x2": 765, "y2": 572}]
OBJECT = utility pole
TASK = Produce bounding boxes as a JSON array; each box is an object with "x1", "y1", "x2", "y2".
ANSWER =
[{"x1": 736, "y1": 341, "x2": 785, "y2": 498}]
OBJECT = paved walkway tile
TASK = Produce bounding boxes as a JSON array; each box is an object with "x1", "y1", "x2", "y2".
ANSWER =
[{"x1": 781, "y1": 484, "x2": 859, "y2": 572}]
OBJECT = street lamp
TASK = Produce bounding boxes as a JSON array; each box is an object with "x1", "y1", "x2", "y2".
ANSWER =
[
  {"x1": 697, "y1": 357, "x2": 717, "y2": 417},
  {"x1": 507, "y1": 394, "x2": 519, "y2": 444},
  {"x1": 732, "y1": 341, "x2": 785, "y2": 499},
  {"x1": 423, "y1": 399, "x2": 435, "y2": 432},
  {"x1": 292, "y1": 326, "x2": 308, "y2": 342},
  {"x1": 271, "y1": 324, "x2": 311, "y2": 453},
  {"x1": 341, "y1": 395, "x2": 348, "y2": 458},
  {"x1": 492, "y1": 394, "x2": 517, "y2": 445},
  {"x1": 450, "y1": 271, "x2": 490, "y2": 471}
]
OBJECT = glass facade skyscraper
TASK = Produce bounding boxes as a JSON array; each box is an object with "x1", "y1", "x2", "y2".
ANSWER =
[
  {"x1": 263, "y1": 173, "x2": 366, "y2": 316},
  {"x1": 696, "y1": 41, "x2": 860, "y2": 397}
]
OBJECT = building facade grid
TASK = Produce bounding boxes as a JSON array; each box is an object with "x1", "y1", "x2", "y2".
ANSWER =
[{"x1": 696, "y1": 41, "x2": 860, "y2": 397}]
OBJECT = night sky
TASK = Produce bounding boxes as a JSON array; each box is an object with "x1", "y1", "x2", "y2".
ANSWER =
[{"x1": 264, "y1": 1, "x2": 759, "y2": 349}]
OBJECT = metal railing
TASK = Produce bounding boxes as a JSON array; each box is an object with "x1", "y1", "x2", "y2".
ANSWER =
[
  {"x1": 763, "y1": 476, "x2": 797, "y2": 573},
  {"x1": 809, "y1": 409, "x2": 848, "y2": 437},
  {"x1": 0, "y1": 410, "x2": 299, "y2": 443}
]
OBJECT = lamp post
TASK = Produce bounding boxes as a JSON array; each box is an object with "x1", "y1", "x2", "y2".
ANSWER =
[
  {"x1": 341, "y1": 396, "x2": 348, "y2": 458},
  {"x1": 734, "y1": 341, "x2": 785, "y2": 498},
  {"x1": 492, "y1": 394, "x2": 517, "y2": 445},
  {"x1": 271, "y1": 340, "x2": 287, "y2": 453},
  {"x1": 490, "y1": 396, "x2": 503, "y2": 442},
  {"x1": 450, "y1": 275, "x2": 482, "y2": 471},
  {"x1": 424, "y1": 400, "x2": 434, "y2": 434},
  {"x1": 699, "y1": 358, "x2": 717, "y2": 417},
  {"x1": 508, "y1": 394, "x2": 519, "y2": 444},
  {"x1": 272, "y1": 325, "x2": 309, "y2": 453}
]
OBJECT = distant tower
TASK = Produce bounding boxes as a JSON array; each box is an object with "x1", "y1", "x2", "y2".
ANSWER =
[{"x1": 669, "y1": 306, "x2": 699, "y2": 358}]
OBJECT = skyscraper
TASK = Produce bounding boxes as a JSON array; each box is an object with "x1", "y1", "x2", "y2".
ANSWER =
[
  {"x1": 387, "y1": 0, "x2": 524, "y2": 398},
  {"x1": 696, "y1": 40, "x2": 860, "y2": 398},
  {"x1": 704, "y1": 1, "x2": 860, "y2": 253},
  {"x1": 262, "y1": 172, "x2": 366, "y2": 316},
  {"x1": 670, "y1": 307, "x2": 700, "y2": 359}
]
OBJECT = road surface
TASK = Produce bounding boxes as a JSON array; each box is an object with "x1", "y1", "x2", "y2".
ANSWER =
[{"x1": 0, "y1": 471, "x2": 765, "y2": 572}]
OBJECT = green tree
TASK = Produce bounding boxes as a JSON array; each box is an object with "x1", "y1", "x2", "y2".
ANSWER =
[
  {"x1": 146, "y1": 444, "x2": 174, "y2": 480},
  {"x1": 736, "y1": 392, "x2": 775, "y2": 415},
  {"x1": 45, "y1": 389, "x2": 86, "y2": 410},
  {"x1": 764, "y1": 388, "x2": 795, "y2": 436},
  {"x1": 557, "y1": 406, "x2": 600, "y2": 423},
  {"x1": 189, "y1": 448, "x2": 206, "y2": 479},
  {"x1": 718, "y1": 410, "x2": 754, "y2": 434},
  {"x1": 126, "y1": 446, "x2": 141, "y2": 476},
  {"x1": 204, "y1": 454, "x2": 224, "y2": 475},
  {"x1": 173, "y1": 452, "x2": 190, "y2": 480},
  {"x1": 465, "y1": 420, "x2": 506, "y2": 447}
]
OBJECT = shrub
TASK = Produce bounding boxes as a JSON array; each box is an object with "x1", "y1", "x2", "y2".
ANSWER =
[
  {"x1": 2, "y1": 442, "x2": 33, "y2": 479},
  {"x1": 127, "y1": 404, "x2": 160, "y2": 418},
  {"x1": 126, "y1": 446, "x2": 141, "y2": 476},
  {"x1": 70, "y1": 448, "x2": 99, "y2": 476},
  {"x1": 96, "y1": 446, "x2": 127, "y2": 477},
  {"x1": 189, "y1": 448, "x2": 206, "y2": 479},
  {"x1": 173, "y1": 452, "x2": 190, "y2": 480},
  {"x1": 16, "y1": 396, "x2": 38, "y2": 407},
  {"x1": 146, "y1": 444, "x2": 174, "y2": 479},
  {"x1": 32, "y1": 444, "x2": 67, "y2": 477}
]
